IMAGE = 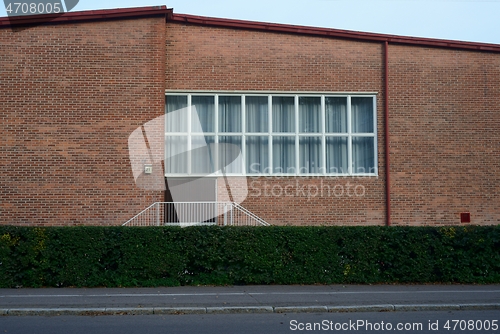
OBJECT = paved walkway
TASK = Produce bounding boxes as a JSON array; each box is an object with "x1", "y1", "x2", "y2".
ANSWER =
[{"x1": 1, "y1": 285, "x2": 499, "y2": 316}]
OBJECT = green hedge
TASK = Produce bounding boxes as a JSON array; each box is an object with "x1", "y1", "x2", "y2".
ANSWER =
[{"x1": 0, "y1": 225, "x2": 499, "y2": 287}]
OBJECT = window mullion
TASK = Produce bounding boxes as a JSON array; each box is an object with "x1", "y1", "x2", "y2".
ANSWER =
[
  {"x1": 295, "y1": 95, "x2": 299, "y2": 176},
  {"x1": 373, "y1": 97, "x2": 378, "y2": 175},
  {"x1": 242, "y1": 95, "x2": 246, "y2": 175},
  {"x1": 268, "y1": 95, "x2": 273, "y2": 175},
  {"x1": 215, "y1": 94, "x2": 219, "y2": 175},
  {"x1": 165, "y1": 92, "x2": 376, "y2": 177},
  {"x1": 187, "y1": 94, "x2": 192, "y2": 175},
  {"x1": 347, "y1": 95, "x2": 352, "y2": 175},
  {"x1": 164, "y1": 97, "x2": 167, "y2": 176},
  {"x1": 321, "y1": 95, "x2": 326, "y2": 175}
]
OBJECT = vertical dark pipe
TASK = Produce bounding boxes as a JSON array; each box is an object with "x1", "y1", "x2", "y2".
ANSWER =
[{"x1": 384, "y1": 41, "x2": 391, "y2": 226}]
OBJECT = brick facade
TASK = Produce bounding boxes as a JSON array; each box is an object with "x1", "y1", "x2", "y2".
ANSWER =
[
  {"x1": 1, "y1": 8, "x2": 499, "y2": 226},
  {"x1": 166, "y1": 21, "x2": 499, "y2": 226},
  {"x1": 166, "y1": 22, "x2": 387, "y2": 226},
  {"x1": 0, "y1": 16, "x2": 167, "y2": 225},
  {"x1": 389, "y1": 45, "x2": 500, "y2": 225}
]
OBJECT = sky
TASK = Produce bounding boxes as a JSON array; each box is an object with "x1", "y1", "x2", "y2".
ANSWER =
[{"x1": 2, "y1": 0, "x2": 500, "y2": 44}]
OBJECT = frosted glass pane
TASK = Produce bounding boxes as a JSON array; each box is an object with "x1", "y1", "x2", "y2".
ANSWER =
[
  {"x1": 326, "y1": 137, "x2": 348, "y2": 174},
  {"x1": 351, "y1": 97, "x2": 374, "y2": 133},
  {"x1": 352, "y1": 137, "x2": 375, "y2": 174},
  {"x1": 192, "y1": 96, "x2": 215, "y2": 133},
  {"x1": 166, "y1": 95, "x2": 188, "y2": 132},
  {"x1": 165, "y1": 136, "x2": 187, "y2": 174},
  {"x1": 299, "y1": 97, "x2": 321, "y2": 133},
  {"x1": 299, "y1": 136, "x2": 322, "y2": 174},
  {"x1": 219, "y1": 96, "x2": 242, "y2": 133},
  {"x1": 191, "y1": 136, "x2": 215, "y2": 174},
  {"x1": 219, "y1": 136, "x2": 242, "y2": 173},
  {"x1": 273, "y1": 136, "x2": 295, "y2": 173},
  {"x1": 272, "y1": 97, "x2": 295, "y2": 133},
  {"x1": 246, "y1": 136, "x2": 269, "y2": 174},
  {"x1": 325, "y1": 97, "x2": 347, "y2": 133},
  {"x1": 246, "y1": 96, "x2": 268, "y2": 133}
]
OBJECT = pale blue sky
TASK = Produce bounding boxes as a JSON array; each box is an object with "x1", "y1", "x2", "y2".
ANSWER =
[{"x1": 2, "y1": 0, "x2": 500, "y2": 44}]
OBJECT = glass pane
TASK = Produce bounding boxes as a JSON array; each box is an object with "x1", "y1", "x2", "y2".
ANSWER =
[
  {"x1": 351, "y1": 97, "x2": 374, "y2": 133},
  {"x1": 352, "y1": 137, "x2": 375, "y2": 174},
  {"x1": 325, "y1": 97, "x2": 347, "y2": 133},
  {"x1": 165, "y1": 136, "x2": 187, "y2": 174},
  {"x1": 299, "y1": 136, "x2": 322, "y2": 174},
  {"x1": 299, "y1": 97, "x2": 321, "y2": 133},
  {"x1": 272, "y1": 136, "x2": 295, "y2": 174},
  {"x1": 272, "y1": 96, "x2": 295, "y2": 133},
  {"x1": 192, "y1": 96, "x2": 215, "y2": 133},
  {"x1": 246, "y1": 96, "x2": 268, "y2": 133},
  {"x1": 219, "y1": 96, "x2": 241, "y2": 133},
  {"x1": 192, "y1": 136, "x2": 215, "y2": 174},
  {"x1": 166, "y1": 95, "x2": 188, "y2": 133},
  {"x1": 326, "y1": 137, "x2": 348, "y2": 174},
  {"x1": 246, "y1": 136, "x2": 269, "y2": 174},
  {"x1": 219, "y1": 136, "x2": 242, "y2": 173}
]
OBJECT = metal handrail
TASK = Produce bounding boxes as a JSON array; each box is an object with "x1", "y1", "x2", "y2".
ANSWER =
[
  {"x1": 122, "y1": 202, "x2": 270, "y2": 227},
  {"x1": 122, "y1": 202, "x2": 158, "y2": 226},
  {"x1": 232, "y1": 202, "x2": 270, "y2": 226}
]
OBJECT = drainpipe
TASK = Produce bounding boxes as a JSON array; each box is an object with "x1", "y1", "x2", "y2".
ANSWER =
[{"x1": 384, "y1": 41, "x2": 391, "y2": 226}]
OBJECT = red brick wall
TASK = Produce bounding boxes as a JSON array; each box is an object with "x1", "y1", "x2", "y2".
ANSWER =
[
  {"x1": 2, "y1": 17, "x2": 498, "y2": 226},
  {"x1": 0, "y1": 17, "x2": 166, "y2": 225},
  {"x1": 215, "y1": 177, "x2": 385, "y2": 226},
  {"x1": 389, "y1": 45, "x2": 500, "y2": 225},
  {"x1": 165, "y1": 23, "x2": 384, "y2": 92},
  {"x1": 166, "y1": 22, "x2": 499, "y2": 226},
  {"x1": 166, "y1": 22, "x2": 388, "y2": 226}
]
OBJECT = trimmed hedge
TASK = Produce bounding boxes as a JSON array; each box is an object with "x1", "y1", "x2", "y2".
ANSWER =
[{"x1": 0, "y1": 225, "x2": 499, "y2": 287}]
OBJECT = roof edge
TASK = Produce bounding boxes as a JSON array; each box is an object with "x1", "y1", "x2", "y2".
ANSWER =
[
  {"x1": 169, "y1": 13, "x2": 500, "y2": 53},
  {"x1": 0, "y1": 6, "x2": 171, "y2": 27}
]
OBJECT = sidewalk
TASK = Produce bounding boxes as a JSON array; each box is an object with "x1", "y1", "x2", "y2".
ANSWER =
[{"x1": 1, "y1": 285, "x2": 499, "y2": 316}]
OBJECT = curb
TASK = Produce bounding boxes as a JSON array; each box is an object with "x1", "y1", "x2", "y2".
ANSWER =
[
  {"x1": 328, "y1": 305, "x2": 394, "y2": 313},
  {"x1": 1, "y1": 304, "x2": 498, "y2": 316},
  {"x1": 207, "y1": 306, "x2": 274, "y2": 314},
  {"x1": 275, "y1": 306, "x2": 328, "y2": 313},
  {"x1": 394, "y1": 304, "x2": 461, "y2": 312}
]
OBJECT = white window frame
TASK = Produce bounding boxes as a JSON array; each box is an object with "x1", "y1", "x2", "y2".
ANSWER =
[{"x1": 165, "y1": 92, "x2": 378, "y2": 177}]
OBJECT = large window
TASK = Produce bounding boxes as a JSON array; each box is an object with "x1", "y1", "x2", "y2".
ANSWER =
[{"x1": 165, "y1": 93, "x2": 377, "y2": 176}]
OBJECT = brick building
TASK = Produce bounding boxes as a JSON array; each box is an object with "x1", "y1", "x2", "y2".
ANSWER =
[{"x1": 1, "y1": 6, "x2": 499, "y2": 226}]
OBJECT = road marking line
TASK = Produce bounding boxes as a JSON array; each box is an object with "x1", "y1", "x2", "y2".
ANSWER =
[{"x1": 1, "y1": 290, "x2": 499, "y2": 298}]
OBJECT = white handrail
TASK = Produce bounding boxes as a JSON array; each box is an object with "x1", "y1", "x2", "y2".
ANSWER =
[
  {"x1": 122, "y1": 202, "x2": 158, "y2": 226},
  {"x1": 122, "y1": 202, "x2": 270, "y2": 227},
  {"x1": 232, "y1": 202, "x2": 270, "y2": 226}
]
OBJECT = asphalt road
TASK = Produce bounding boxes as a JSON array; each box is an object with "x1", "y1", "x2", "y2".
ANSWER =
[
  {"x1": 1, "y1": 310, "x2": 499, "y2": 334},
  {"x1": 1, "y1": 285, "x2": 499, "y2": 309}
]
